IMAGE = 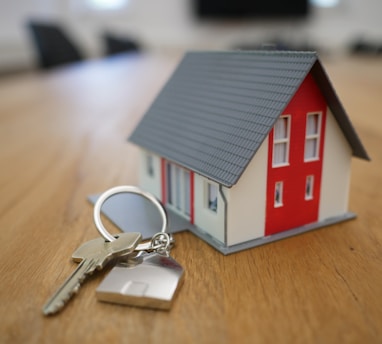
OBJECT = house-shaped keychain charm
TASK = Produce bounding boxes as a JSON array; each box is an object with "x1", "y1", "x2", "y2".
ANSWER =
[{"x1": 128, "y1": 50, "x2": 369, "y2": 254}]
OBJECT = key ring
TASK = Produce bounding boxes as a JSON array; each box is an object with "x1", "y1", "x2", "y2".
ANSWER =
[{"x1": 93, "y1": 186, "x2": 168, "y2": 246}]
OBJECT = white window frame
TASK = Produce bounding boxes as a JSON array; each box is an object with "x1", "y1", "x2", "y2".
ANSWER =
[
  {"x1": 274, "y1": 181, "x2": 284, "y2": 207},
  {"x1": 166, "y1": 162, "x2": 190, "y2": 218},
  {"x1": 206, "y1": 182, "x2": 218, "y2": 213},
  {"x1": 273, "y1": 115, "x2": 291, "y2": 167},
  {"x1": 305, "y1": 175, "x2": 314, "y2": 200},
  {"x1": 304, "y1": 112, "x2": 322, "y2": 162}
]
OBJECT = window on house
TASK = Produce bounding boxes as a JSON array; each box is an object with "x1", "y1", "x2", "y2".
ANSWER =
[
  {"x1": 146, "y1": 154, "x2": 154, "y2": 177},
  {"x1": 184, "y1": 171, "x2": 191, "y2": 216},
  {"x1": 174, "y1": 166, "x2": 181, "y2": 210},
  {"x1": 274, "y1": 181, "x2": 283, "y2": 207},
  {"x1": 305, "y1": 175, "x2": 314, "y2": 200},
  {"x1": 273, "y1": 116, "x2": 290, "y2": 166},
  {"x1": 166, "y1": 162, "x2": 173, "y2": 205},
  {"x1": 166, "y1": 162, "x2": 191, "y2": 218},
  {"x1": 207, "y1": 182, "x2": 218, "y2": 212},
  {"x1": 305, "y1": 113, "x2": 321, "y2": 161}
]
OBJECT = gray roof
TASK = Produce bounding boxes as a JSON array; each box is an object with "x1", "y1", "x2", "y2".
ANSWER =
[{"x1": 129, "y1": 51, "x2": 369, "y2": 187}]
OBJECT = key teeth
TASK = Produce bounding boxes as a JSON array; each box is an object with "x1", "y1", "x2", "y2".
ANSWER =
[
  {"x1": 43, "y1": 300, "x2": 64, "y2": 315},
  {"x1": 43, "y1": 281, "x2": 82, "y2": 315},
  {"x1": 73, "y1": 284, "x2": 80, "y2": 294},
  {"x1": 63, "y1": 282, "x2": 81, "y2": 301},
  {"x1": 54, "y1": 301, "x2": 65, "y2": 312}
]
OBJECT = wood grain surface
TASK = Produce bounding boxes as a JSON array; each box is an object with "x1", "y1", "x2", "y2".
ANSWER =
[{"x1": 0, "y1": 53, "x2": 381, "y2": 344}]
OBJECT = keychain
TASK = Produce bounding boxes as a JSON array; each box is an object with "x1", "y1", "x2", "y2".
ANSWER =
[
  {"x1": 42, "y1": 186, "x2": 183, "y2": 315},
  {"x1": 93, "y1": 185, "x2": 184, "y2": 310}
]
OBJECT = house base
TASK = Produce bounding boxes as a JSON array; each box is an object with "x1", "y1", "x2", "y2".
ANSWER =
[
  {"x1": 187, "y1": 212, "x2": 357, "y2": 255},
  {"x1": 88, "y1": 194, "x2": 356, "y2": 255}
]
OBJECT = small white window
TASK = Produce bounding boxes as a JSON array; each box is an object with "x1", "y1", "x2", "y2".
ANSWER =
[
  {"x1": 305, "y1": 175, "x2": 314, "y2": 200},
  {"x1": 146, "y1": 154, "x2": 154, "y2": 177},
  {"x1": 184, "y1": 171, "x2": 191, "y2": 216},
  {"x1": 174, "y1": 166, "x2": 181, "y2": 210},
  {"x1": 274, "y1": 182, "x2": 283, "y2": 207},
  {"x1": 305, "y1": 113, "x2": 321, "y2": 161},
  {"x1": 207, "y1": 183, "x2": 218, "y2": 212},
  {"x1": 166, "y1": 161, "x2": 191, "y2": 219},
  {"x1": 273, "y1": 116, "x2": 291, "y2": 166},
  {"x1": 166, "y1": 162, "x2": 173, "y2": 205}
]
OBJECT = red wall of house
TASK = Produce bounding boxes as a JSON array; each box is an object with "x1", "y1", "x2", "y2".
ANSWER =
[{"x1": 265, "y1": 73, "x2": 327, "y2": 236}]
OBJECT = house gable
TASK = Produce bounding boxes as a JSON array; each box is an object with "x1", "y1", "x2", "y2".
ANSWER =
[
  {"x1": 265, "y1": 72, "x2": 327, "y2": 235},
  {"x1": 309, "y1": 61, "x2": 369, "y2": 160}
]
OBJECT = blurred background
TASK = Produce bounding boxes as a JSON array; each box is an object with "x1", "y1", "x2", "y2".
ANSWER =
[{"x1": 0, "y1": 0, "x2": 381, "y2": 75}]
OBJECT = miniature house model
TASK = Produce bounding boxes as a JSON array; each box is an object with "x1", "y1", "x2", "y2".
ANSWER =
[{"x1": 129, "y1": 51, "x2": 369, "y2": 254}]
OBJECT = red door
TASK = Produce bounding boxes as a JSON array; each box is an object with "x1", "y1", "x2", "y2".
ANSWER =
[{"x1": 265, "y1": 73, "x2": 327, "y2": 236}]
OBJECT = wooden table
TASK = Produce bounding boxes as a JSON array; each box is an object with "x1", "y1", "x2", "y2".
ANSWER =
[{"x1": 0, "y1": 53, "x2": 381, "y2": 344}]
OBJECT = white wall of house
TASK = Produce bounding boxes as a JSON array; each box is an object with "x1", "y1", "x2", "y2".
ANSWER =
[
  {"x1": 138, "y1": 150, "x2": 162, "y2": 200},
  {"x1": 319, "y1": 109, "x2": 352, "y2": 220},
  {"x1": 225, "y1": 137, "x2": 269, "y2": 246},
  {"x1": 194, "y1": 175, "x2": 226, "y2": 244}
]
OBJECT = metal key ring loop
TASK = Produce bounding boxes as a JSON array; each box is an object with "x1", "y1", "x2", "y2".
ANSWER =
[{"x1": 93, "y1": 185, "x2": 168, "y2": 242}]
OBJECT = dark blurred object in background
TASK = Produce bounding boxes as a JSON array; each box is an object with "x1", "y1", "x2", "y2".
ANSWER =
[
  {"x1": 194, "y1": 0, "x2": 309, "y2": 19},
  {"x1": 349, "y1": 37, "x2": 382, "y2": 56},
  {"x1": 234, "y1": 39, "x2": 319, "y2": 52},
  {"x1": 27, "y1": 21, "x2": 84, "y2": 69},
  {"x1": 102, "y1": 32, "x2": 141, "y2": 56}
]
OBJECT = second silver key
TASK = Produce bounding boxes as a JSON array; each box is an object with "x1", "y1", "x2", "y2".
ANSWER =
[{"x1": 42, "y1": 232, "x2": 142, "y2": 316}]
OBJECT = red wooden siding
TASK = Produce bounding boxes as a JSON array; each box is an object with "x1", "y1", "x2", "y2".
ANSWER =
[{"x1": 265, "y1": 73, "x2": 327, "y2": 235}]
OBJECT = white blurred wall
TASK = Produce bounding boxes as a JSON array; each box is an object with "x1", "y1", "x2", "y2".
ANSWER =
[{"x1": 0, "y1": 0, "x2": 381, "y2": 72}]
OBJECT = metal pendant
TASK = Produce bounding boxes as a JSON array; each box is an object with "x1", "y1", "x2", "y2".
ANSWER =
[{"x1": 96, "y1": 252, "x2": 184, "y2": 310}]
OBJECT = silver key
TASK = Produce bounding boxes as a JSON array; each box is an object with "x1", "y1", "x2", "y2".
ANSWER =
[{"x1": 42, "y1": 232, "x2": 142, "y2": 316}]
